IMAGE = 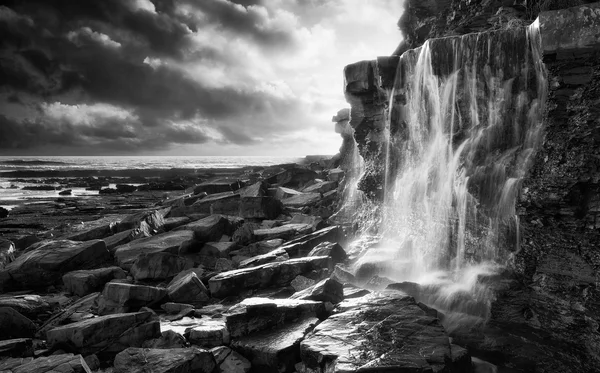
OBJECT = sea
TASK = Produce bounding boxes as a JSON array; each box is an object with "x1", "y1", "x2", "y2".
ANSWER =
[{"x1": 0, "y1": 155, "x2": 304, "y2": 210}]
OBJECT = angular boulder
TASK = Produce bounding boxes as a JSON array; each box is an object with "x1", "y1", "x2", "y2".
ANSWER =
[
  {"x1": 114, "y1": 347, "x2": 216, "y2": 373},
  {"x1": 98, "y1": 283, "x2": 167, "y2": 315},
  {"x1": 175, "y1": 215, "x2": 228, "y2": 243},
  {"x1": 211, "y1": 346, "x2": 251, "y2": 373},
  {"x1": 167, "y1": 270, "x2": 210, "y2": 307},
  {"x1": 46, "y1": 311, "x2": 160, "y2": 355},
  {"x1": 113, "y1": 230, "x2": 195, "y2": 270},
  {"x1": 0, "y1": 294, "x2": 53, "y2": 320},
  {"x1": 0, "y1": 308, "x2": 36, "y2": 340},
  {"x1": 302, "y1": 181, "x2": 337, "y2": 194},
  {"x1": 0, "y1": 238, "x2": 15, "y2": 269},
  {"x1": 62, "y1": 267, "x2": 127, "y2": 297},
  {"x1": 279, "y1": 226, "x2": 340, "y2": 258},
  {"x1": 231, "y1": 239, "x2": 283, "y2": 258},
  {"x1": 188, "y1": 193, "x2": 241, "y2": 215},
  {"x1": 117, "y1": 210, "x2": 165, "y2": 235},
  {"x1": 307, "y1": 241, "x2": 347, "y2": 264},
  {"x1": 281, "y1": 193, "x2": 322, "y2": 208},
  {"x1": 225, "y1": 298, "x2": 328, "y2": 338},
  {"x1": 187, "y1": 318, "x2": 230, "y2": 348},
  {"x1": 238, "y1": 248, "x2": 289, "y2": 268},
  {"x1": 209, "y1": 256, "x2": 331, "y2": 298},
  {"x1": 0, "y1": 240, "x2": 109, "y2": 290},
  {"x1": 290, "y1": 278, "x2": 344, "y2": 304},
  {"x1": 300, "y1": 292, "x2": 464, "y2": 372},
  {"x1": 104, "y1": 228, "x2": 150, "y2": 252},
  {"x1": 130, "y1": 252, "x2": 193, "y2": 281},
  {"x1": 232, "y1": 317, "x2": 319, "y2": 373}
]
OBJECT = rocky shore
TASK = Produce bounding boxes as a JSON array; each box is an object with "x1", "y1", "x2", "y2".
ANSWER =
[{"x1": 0, "y1": 158, "x2": 472, "y2": 373}]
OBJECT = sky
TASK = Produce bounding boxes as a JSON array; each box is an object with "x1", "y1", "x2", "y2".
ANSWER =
[{"x1": 0, "y1": 0, "x2": 404, "y2": 156}]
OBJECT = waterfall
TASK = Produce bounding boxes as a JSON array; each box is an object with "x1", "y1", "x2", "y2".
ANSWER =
[{"x1": 352, "y1": 20, "x2": 547, "y2": 323}]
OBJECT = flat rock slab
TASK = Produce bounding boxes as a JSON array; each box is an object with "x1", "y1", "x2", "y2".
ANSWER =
[
  {"x1": 0, "y1": 353, "x2": 91, "y2": 373},
  {"x1": 300, "y1": 292, "x2": 464, "y2": 372},
  {"x1": 0, "y1": 239, "x2": 109, "y2": 290},
  {"x1": 63, "y1": 267, "x2": 126, "y2": 296},
  {"x1": 253, "y1": 224, "x2": 313, "y2": 241},
  {"x1": 114, "y1": 347, "x2": 216, "y2": 373},
  {"x1": 231, "y1": 239, "x2": 284, "y2": 258},
  {"x1": 225, "y1": 297, "x2": 328, "y2": 338},
  {"x1": 238, "y1": 247, "x2": 289, "y2": 268},
  {"x1": 114, "y1": 230, "x2": 195, "y2": 270},
  {"x1": 233, "y1": 317, "x2": 319, "y2": 373},
  {"x1": 46, "y1": 311, "x2": 160, "y2": 355},
  {"x1": 281, "y1": 193, "x2": 322, "y2": 208},
  {"x1": 208, "y1": 256, "x2": 331, "y2": 298},
  {"x1": 98, "y1": 282, "x2": 167, "y2": 315},
  {"x1": 279, "y1": 226, "x2": 340, "y2": 258},
  {"x1": 187, "y1": 317, "x2": 230, "y2": 348},
  {"x1": 302, "y1": 181, "x2": 337, "y2": 194},
  {"x1": 174, "y1": 215, "x2": 228, "y2": 242},
  {"x1": 130, "y1": 252, "x2": 193, "y2": 281}
]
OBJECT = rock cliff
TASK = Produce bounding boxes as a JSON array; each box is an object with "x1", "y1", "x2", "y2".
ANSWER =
[{"x1": 342, "y1": 2, "x2": 600, "y2": 372}]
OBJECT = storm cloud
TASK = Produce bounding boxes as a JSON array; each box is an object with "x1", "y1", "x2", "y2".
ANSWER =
[{"x1": 0, "y1": 0, "x2": 404, "y2": 155}]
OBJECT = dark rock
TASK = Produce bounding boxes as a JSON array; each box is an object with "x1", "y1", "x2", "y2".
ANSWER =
[
  {"x1": 290, "y1": 275, "x2": 316, "y2": 292},
  {"x1": 186, "y1": 318, "x2": 230, "y2": 348},
  {"x1": 98, "y1": 282, "x2": 167, "y2": 315},
  {"x1": 116, "y1": 184, "x2": 137, "y2": 193},
  {"x1": 46, "y1": 311, "x2": 160, "y2": 355},
  {"x1": 163, "y1": 216, "x2": 191, "y2": 231},
  {"x1": 58, "y1": 189, "x2": 72, "y2": 196},
  {"x1": 0, "y1": 338, "x2": 33, "y2": 357},
  {"x1": 130, "y1": 252, "x2": 193, "y2": 281},
  {"x1": 281, "y1": 193, "x2": 321, "y2": 208},
  {"x1": 266, "y1": 167, "x2": 318, "y2": 189},
  {"x1": 167, "y1": 270, "x2": 210, "y2": 307},
  {"x1": 231, "y1": 239, "x2": 283, "y2": 258},
  {"x1": 211, "y1": 346, "x2": 251, "y2": 373},
  {"x1": 175, "y1": 215, "x2": 228, "y2": 243},
  {"x1": 117, "y1": 210, "x2": 165, "y2": 235},
  {"x1": 290, "y1": 278, "x2": 344, "y2": 304},
  {"x1": 37, "y1": 293, "x2": 99, "y2": 337},
  {"x1": 238, "y1": 248, "x2": 289, "y2": 268},
  {"x1": 103, "y1": 228, "x2": 150, "y2": 252},
  {"x1": 0, "y1": 239, "x2": 109, "y2": 290},
  {"x1": 209, "y1": 256, "x2": 332, "y2": 298},
  {"x1": 0, "y1": 295, "x2": 53, "y2": 320},
  {"x1": 253, "y1": 224, "x2": 313, "y2": 241},
  {"x1": 232, "y1": 317, "x2": 319, "y2": 373},
  {"x1": 225, "y1": 297, "x2": 329, "y2": 338},
  {"x1": 302, "y1": 181, "x2": 337, "y2": 194},
  {"x1": 188, "y1": 192, "x2": 241, "y2": 215},
  {"x1": 114, "y1": 347, "x2": 216, "y2": 373},
  {"x1": 113, "y1": 230, "x2": 195, "y2": 270},
  {"x1": 0, "y1": 207, "x2": 9, "y2": 218},
  {"x1": 300, "y1": 292, "x2": 462, "y2": 372},
  {"x1": 279, "y1": 226, "x2": 341, "y2": 258},
  {"x1": 194, "y1": 179, "x2": 244, "y2": 195},
  {"x1": 142, "y1": 330, "x2": 188, "y2": 349},
  {"x1": 63, "y1": 267, "x2": 127, "y2": 296},
  {"x1": 0, "y1": 308, "x2": 36, "y2": 340},
  {"x1": 0, "y1": 353, "x2": 92, "y2": 373},
  {"x1": 343, "y1": 284, "x2": 371, "y2": 299},
  {"x1": 307, "y1": 241, "x2": 347, "y2": 264}
]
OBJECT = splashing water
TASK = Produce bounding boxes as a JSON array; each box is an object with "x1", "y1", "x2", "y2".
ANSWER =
[{"x1": 353, "y1": 20, "x2": 547, "y2": 322}]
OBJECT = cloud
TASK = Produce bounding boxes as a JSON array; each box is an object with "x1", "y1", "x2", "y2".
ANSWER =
[
  {"x1": 0, "y1": 0, "x2": 405, "y2": 155},
  {"x1": 67, "y1": 27, "x2": 122, "y2": 49}
]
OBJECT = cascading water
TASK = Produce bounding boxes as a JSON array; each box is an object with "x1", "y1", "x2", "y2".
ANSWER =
[{"x1": 353, "y1": 20, "x2": 547, "y2": 325}]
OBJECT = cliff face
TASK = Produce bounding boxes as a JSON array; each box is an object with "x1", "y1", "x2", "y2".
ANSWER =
[{"x1": 343, "y1": 2, "x2": 600, "y2": 372}]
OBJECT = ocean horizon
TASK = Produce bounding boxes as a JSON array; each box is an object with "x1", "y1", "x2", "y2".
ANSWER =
[{"x1": 0, "y1": 155, "x2": 314, "y2": 172}]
